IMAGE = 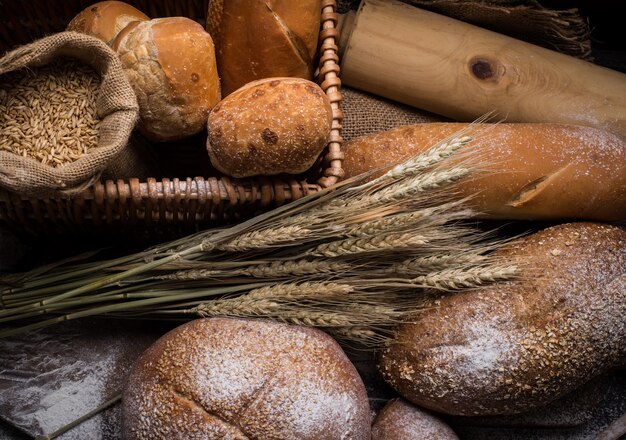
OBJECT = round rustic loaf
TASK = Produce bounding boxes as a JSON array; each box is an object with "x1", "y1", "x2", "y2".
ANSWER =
[
  {"x1": 378, "y1": 222, "x2": 626, "y2": 416},
  {"x1": 342, "y1": 123, "x2": 626, "y2": 221},
  {"x1": 67, "y1": 1, "x2": 149, "y2": 45},
  {"x1": 122, "y1": 318, "x2": 371, "y2": 439},
  {"x1": 206, "y1": 77, "x2": 332, "y2": 177},
  {"x1": 112, "y1": 17, "x2": 221, "y2": 142},
  {"x1": 372, "y1": 399, "x2": 459, "y2": 440}
]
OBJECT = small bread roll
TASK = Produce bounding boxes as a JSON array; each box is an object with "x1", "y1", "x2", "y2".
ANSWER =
[
  {"x1": 378, "y1": 222, "x2": 626, "y2": 416},
  {"x1": 67, "y1": 1, "x2": 149, "y2": 45},
  {"x1": 123, "y1": 318, "x2": 371, "y2": 439},
  {"x1": 207, "y1": 77, "x2": 332, "y2": 177},
  {"x1": 372, "y1": 399, "x2": 459, "y2": 440},
  {"x1": 112, "y1": 17, "x2": 221, "y2": 142}
]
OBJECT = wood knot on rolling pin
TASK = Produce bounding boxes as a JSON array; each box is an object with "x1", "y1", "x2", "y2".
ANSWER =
[{"x1": 470, "y1": 57, "x2": 498, "y2": 80}]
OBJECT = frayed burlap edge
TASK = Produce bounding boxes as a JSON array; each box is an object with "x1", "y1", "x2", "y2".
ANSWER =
[{"x1": 0, "y1": 31, "x2": 139, "y2": 197}]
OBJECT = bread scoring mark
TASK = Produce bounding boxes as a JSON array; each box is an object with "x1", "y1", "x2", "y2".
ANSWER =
[
  {"x1": 262, "y1": 128, "x2": 279, "y2": 145},
  {"x1": 252, "y1": 89, "x2": 265, "y2": 98},
  {"x1": 170, "y1": 388, "x2": 251, "y2": 439},
  {"x1": 269, "y1": 80, "x2": 280, "y2": 87},
  {"x1": 508, "y1": 163, "x2": 574, "y2": 207},
  {"x1": 90, "y1": 6, "x2": 100, "y2": 16}
]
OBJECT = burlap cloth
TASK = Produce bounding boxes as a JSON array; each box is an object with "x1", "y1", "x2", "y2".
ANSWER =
[
  {"x1": 0, "y1": 32, "x2": 139, "y2": 197},
  {"x1": 337, "y1": 0, "x2": 591, "y2": 60}
]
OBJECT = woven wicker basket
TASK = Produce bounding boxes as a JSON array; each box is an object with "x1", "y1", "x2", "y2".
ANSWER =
[{"x1": 0, "y1": 0, "x2": 343, "y2": 235}]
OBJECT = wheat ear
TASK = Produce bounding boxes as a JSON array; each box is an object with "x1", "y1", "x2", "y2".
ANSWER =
[{"x1": 412, "y1": 265, "x2": 520, "y2": 290}]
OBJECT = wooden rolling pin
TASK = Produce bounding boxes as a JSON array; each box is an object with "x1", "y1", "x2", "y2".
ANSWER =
[{"x1": 338, "y1": 0, "x2": 626, "y2": 140}]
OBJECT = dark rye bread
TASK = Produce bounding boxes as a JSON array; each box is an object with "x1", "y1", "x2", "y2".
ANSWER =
[
  {"x1": 378, "y1": 222, "x2": 626, "y2": 416},
  {"x1": 122, "y1": 318, "x2": 370, "y2": 439},
  {"x1": 372, "y1": 398, "x2": 459, "y2": 440}
]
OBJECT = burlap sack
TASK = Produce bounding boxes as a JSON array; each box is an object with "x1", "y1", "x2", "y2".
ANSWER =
[
  {"x1": 337, "y1": 0, "x2": 591, "y2": 60},
  {"x1": 0, "y1": 32, "x2": 139, "y2": 196}
]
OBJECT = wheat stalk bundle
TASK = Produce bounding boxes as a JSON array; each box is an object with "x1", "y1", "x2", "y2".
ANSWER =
[{"x1": 0, "y1": 124, "x2": 520, "y2": 346}]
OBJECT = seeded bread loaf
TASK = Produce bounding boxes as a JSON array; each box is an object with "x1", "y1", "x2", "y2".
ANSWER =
[
  {"x1": 372, "y1": 399, "x2": 459, "y2": 440},
  {"x1": 342, "y1": 123, "x2": 626, "y2": 221},
  {"x1": 123, "y1": 318, "x2": 371, "y2": 439},
  {"x1": 378, "y1": 222, "x2": 626, "y2": 416},
  {"x1": 112, "y1": 17, "x2": 221, "y2": 142},
  {"x1": 206, "y1": 0, "x2": 322, "y2": 96}
]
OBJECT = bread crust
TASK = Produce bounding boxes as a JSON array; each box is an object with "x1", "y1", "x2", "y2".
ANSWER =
[
  {"x1": 207, "y1": 77, "x2": 332, "y2": 177},
  {"x1": 342, "y1": 123, "x2": 626, "y2": 221},
  {"x1": 112, "y1": 17, "x2": 221, "y2": 141},
  {"x1": 122, "y1": 318, "x2": 371, "y2": 439},
  {"x1": 67, "y1": 1, "x2": 149, "y2": 45},
  {"x1": 378, "y1": 222, "x2": 626, "y2": 416},
  {"x1": 372, "y1": 399, "x2": 459, "y2": 440},
  {"x1": 207, "y1": 0, "x2": 322, "y2": 96}
]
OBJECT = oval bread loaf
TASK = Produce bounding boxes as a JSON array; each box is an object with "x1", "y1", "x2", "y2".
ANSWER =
[
  {"x1": 372, "y1": 399, "x2": 459, "y2": 440},
  {"x1": 123, "y1": 318, "x2": 371, "y2": 439},
  {"x1": 343, "y1": 123, "x2": 626, "y2": 221},
  {"x1": 67, "y1": 1, "x2": 149, "y2": 45},
  {"x1": 378, "y1": 222, "x2": 626, "y2": 416},
  {"x1": 207, "y1": 0, "x2": 322, "y2": 96},
  {"x1": 112, "y1": 17, "x2": 221, "y2": 142},
  {"x1": 207, "y1": 77, "x2": 332, "y2": 177}
]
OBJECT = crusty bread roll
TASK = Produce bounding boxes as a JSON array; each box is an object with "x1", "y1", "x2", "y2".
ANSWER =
[
  {"x1": 207, "y1": 77, "x2": 332, "y2": 177},
  {"x1": 112, "y1": 17, "x2": 221, "y2": 142},
  {"x1": 207, "y1": 0, "x2": 322, "y2": 96},
  {"x1": 343, "y1": 123, "x2": 626, "y2": 221},
  {"x1": 378, "y1": 222, "x2": 626, "y2": 416},
  {"x1": 67, "y1": 1, "x2": 149, "y2": 45},
  {"x1": 123, "y1": 318, "x2": 371, "y2": 439},
  {"x1": 372, "y1": 399, "x2": 459, "y2": 440}
]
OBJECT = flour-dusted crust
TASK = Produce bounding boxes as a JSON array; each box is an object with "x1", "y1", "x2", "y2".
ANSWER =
[
  {"x1": 67, "y1": 1, "x2": 149, "y2": 45},
  {"x1": 206, "y1": 0, "x2": 322, "y2": 96},
  {"x1": 123, "y1": 318, "x2": 370, "y2": 439},
  {"x1": 112, "y1": 17, "x2": 221, "y2": 142},
  {"x1": 342, "y1": 123, "x2": 626, "y2": 221},
  {"x1": 379, "y1": 222, "x2": 626, "y2": 416},
  {"x1": 372, "y1": 399, "x2": 459, "y2": 440},
  {"x1": 207, "y1": 77, "x2": 332, "y2": 177}
]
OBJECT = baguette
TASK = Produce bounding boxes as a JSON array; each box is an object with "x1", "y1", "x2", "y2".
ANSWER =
[
  {"x1": 378, "y1": 222, "x2": 626, "y2": 416},
  {"x1": 207, "y1": 0, "x2": 322, "y2": 96},
  {"x1": 343, "y1": 123, "x2": 626, "y2": 221}
]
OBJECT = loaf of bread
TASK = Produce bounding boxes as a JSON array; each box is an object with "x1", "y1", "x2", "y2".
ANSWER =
[
  {"x1": 206, "y1": 0, "x2": 322, "y2": 96},
  {"x1": 207, "y1": 77, "x2": 332, "y2": 177},
  {"x1": 378, "y1": 222, "x2": 626, "y2": 416},
  {"x1": 123, "y1": 318, "x2": 371, "y2": 439},
  {"x1": 343, "y1": 123, "x2": 626, "y2": 221},
  {"x1": 67, "y1": 1, "x2": 149, "y2": 45},
  {"x1": 372, "y1": 399, "x2": 459, "y2": 440},
  {"x1": 112, "y1": 17, "x2": 220, "y2": 142}
]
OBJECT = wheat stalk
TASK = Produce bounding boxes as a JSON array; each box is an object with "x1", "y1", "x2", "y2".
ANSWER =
[
  {"x1": 310, "y1": 232, "x2": 429, "y2": 258},
  {"x1": 411, "y1": 265, "x2": 520, "y2": 290},
  {"x1": 161, "y1": 259, "x2": 350, "y2": 280},
  {"x1": 0, "y1": 123, "x2": 522, "y2": 347}
]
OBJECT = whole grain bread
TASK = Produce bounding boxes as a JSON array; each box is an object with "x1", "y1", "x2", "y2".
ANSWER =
[
  {"x1": 123, "y1": 318, "x2": 371, "y2": 439},
  {"x1": 378, "y1": 222, "x2": 626, "y2": 416},
  {"x1": 372, "y1": 398, "x2": 459, "y2": 440}
]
